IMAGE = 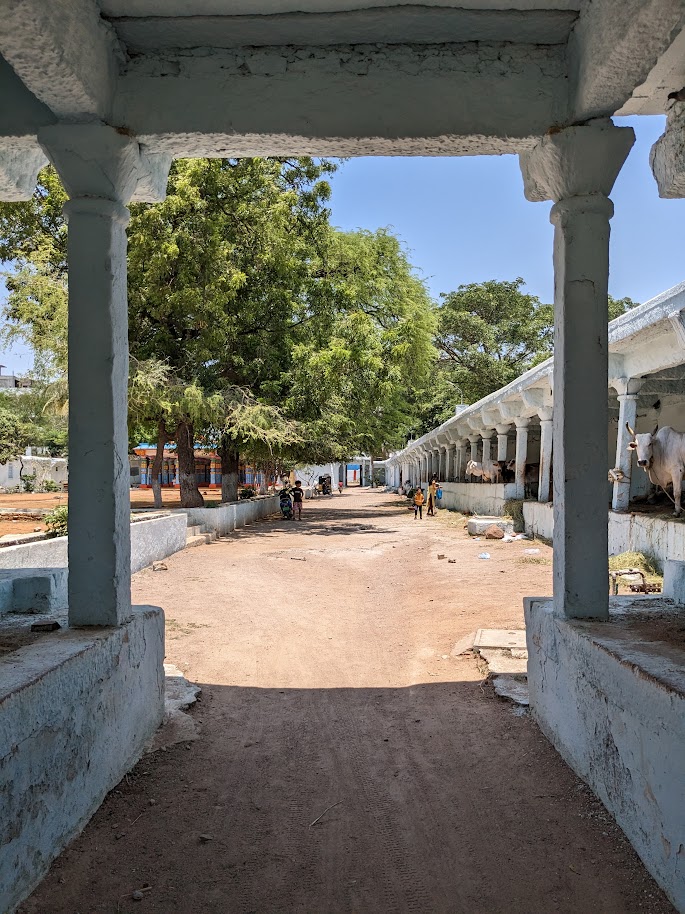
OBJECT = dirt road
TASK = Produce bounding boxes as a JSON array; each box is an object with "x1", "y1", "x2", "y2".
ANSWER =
[{"x1": 21, "y1": 490, "x2": 674, "y2": 914}]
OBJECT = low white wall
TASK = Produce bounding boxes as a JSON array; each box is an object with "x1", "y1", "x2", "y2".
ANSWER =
[
  {"x1": 525, "y1": 599, "x2": 685, "y2": 913},
  {"x1": 437, "y1": 481, "x2": 518, "y2": 516},
  {"x1": 1, "y1": 605, "x2": 165, "y2": 913},
  {"x1": 523, "y1": 501, "x2": 554, "y2": 540},
  {"x1": 175, "y1": 494, "x2": 279, "y2": 537},
  {"x1": 0, "y1": 514, "x2": 188, "y2": 575},
  {"x1": 522, "y1": 504, "x2": 685, "y2": 568}
]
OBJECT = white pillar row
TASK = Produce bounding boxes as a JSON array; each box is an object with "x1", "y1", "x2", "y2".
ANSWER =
[
  {"x1": 495, "y1": 424, "x2": 510, "y2": 462},
  {"x1": 612, "y1": 380, "x2": 643, "y2": 512},
  {"x1": 514, "y1": 418, "x2": 530, "y2": 499},
  {"x1": 520, "y1": 119, "x2": 634, "y2": 620},
  {"x1": 481, "y1": 430, "x2": 494, "y2": 479},
  {"x1": 445, "y1": 445, "x2": 453, "y2": 482},
  {"x1": 538, "y1": 408, "x2": 553, "y2": 503},
  {"x1": 39, "y1": 125, "x2": 171, "y2": 627}
]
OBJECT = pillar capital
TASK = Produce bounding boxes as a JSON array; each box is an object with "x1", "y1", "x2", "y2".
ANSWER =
[
  {"x1": 38, "y1": 124, "x2": 171, "y2": 203},
  {"x1": 495, "y1": 423, "x2": 511, "y2": 436},
  {"x1": 514, "y1": 417, "x2": 530, "y2": 429},
  {"x1": 519, "y1": 119, "x2": 635, "y2": 204},
  {"x1": 467, "y1": 434, "x2": 481, "y2": 444},
  {"x1": 611, "y1": 377, "x2": 644, "y2": 398},
  {"x1": 538, "y1": 407, "x2": 553, "y2": 423},
  {"x1": 480, "y1": 428, "x2": 495, "y2": 440}
]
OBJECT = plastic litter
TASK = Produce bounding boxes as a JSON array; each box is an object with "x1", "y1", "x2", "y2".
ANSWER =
[
  {"x1": 524, "y1": 548, "x2": 540, "y2": 555},
  {"x1": 478, "y1": 552, "x2": 491, "y2": 560},
  {"x1": 514, "y1": 533, "x2": 529, "y2": 540},
  {"x1": 502, "y1": 535, "x2": 514, "y2": 543}
]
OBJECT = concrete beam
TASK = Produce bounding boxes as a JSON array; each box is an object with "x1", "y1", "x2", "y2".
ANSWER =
[
  {"x1": 568, "y1": 0, "x2": 685, "y2": 121},
  {"x1": 116, "y1": 43, "x2": 569, "y2": 157},
  {"x1": 0, "y1": 0, "x2": 122, "y2": 121},
  {"x1": 108, "y1": 8, "x2": 577, "y2": 51}
]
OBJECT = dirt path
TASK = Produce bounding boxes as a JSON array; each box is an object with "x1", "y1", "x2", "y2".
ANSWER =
[{"x1": 21, "y1": 490, "x2": 674, "y2": 914}]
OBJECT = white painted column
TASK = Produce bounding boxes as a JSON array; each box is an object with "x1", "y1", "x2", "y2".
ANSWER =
[
  {"x1": 481, "y1": 429, "x2": 494, "y2": 473},
  {"x1": 538, "y1": 409, "x2": 553, "y2": 503},
  {"x1": 38, "y1": 126, "x2": 170, "y2": 626},
  {"x1": 456, "y1": 441, "x2": 468, "y2": 482},
  {"x1": 514, "y1": 419, "x2": 529, "y2": 499},
  {"x1": 520, "y1": 120, "x2": 634, "y2": 620},
  {"x1": 445, "y1": 445, "x2": 453, "y2": 482},
  {"x1": 612, "y1": 382, "x2": 642, "y2": 512},
  {"x1": 495, "y1": 424, "x2": 510, "y2": 462},
  {"x1": 468, "y1": 435, "x2": 480, "y2": 480}
]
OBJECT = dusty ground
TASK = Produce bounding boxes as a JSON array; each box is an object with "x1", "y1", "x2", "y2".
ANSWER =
[{"x1": 21, "y1": 490, "x2": 674, "y2": 914}]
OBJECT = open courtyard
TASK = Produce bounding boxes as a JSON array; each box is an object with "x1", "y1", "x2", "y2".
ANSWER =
[{"x1": 19, "y1": 490, "x2": 674, "y2": 914}]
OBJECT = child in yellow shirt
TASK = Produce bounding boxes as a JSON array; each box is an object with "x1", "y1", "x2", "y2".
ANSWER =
[{"x1": 413, "y1": 487, "x2": 424, "y2": 520}]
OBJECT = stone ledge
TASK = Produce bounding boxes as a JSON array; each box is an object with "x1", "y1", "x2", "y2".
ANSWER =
[
  {"x1": 0, "y1": 605, "x2": 165, "y2": 913},
  {"x1": 525, "y1": 597, "x2": 685, "y2": 912}
]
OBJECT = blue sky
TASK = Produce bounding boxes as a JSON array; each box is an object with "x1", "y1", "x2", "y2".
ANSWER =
[{"x1": 2, "y1": 114, "x2": 684, "y2": 374}]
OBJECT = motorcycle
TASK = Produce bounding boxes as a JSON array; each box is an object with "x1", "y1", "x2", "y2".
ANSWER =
[{"x1": 279, "y1": 493, "x2": 294, "y2": 520}]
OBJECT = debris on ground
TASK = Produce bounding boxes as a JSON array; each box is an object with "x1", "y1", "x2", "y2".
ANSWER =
[
  {"x1": 448, "y1": 558, "x2": 456, "y2": 564},
  {"x1": 437, "y1": 554, "x2": 446, "y2": 559},
  {"x1": 30, "y1": 620, "x2": 61, "y2": 633},
  {"x1": 485, "y1": 524, "x2": 504, "y2": 540},
  {"x1": 523, "y1": 548, "x2": 540, "y2": 555},
  {"x1": 473, "y1": 629, "x2": 529, "y2": 706},
  {"x1": 152, "y1": 561, "x2": 168, "y2": 571},
  {"x1": 467, "y1": 516, "x2": 514, "y2": 537},
  {"x1": 478, "y1": 552, "x2": 490, "y2": 560},
  {"x1": 147, "y1": 664, "x2": 202, "y2": 753}
]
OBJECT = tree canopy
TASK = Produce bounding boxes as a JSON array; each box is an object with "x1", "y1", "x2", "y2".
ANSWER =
[{"x1": 0, "y1": 160, "x2": 436, "y2": 504}]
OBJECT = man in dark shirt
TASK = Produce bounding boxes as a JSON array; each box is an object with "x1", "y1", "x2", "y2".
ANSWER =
[{"x1": 292, "y1": 480, "x2": 304, "y2": 520}]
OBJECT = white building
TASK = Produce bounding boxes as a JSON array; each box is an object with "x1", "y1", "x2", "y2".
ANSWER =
[
  {"x1": 0, "y1": 452, "x2": 68, "y2": 491},
  {"x1": 3, "y1": 2, "x2": 685, "y2": 910}
]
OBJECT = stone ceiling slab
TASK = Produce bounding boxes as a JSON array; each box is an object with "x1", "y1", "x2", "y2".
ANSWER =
[
  {"x1": 108, "y1": 8, "x2": 577, "y2": 51},
  {"x1": 98, "y1": 1, "x2": 583, "y2": 14}
]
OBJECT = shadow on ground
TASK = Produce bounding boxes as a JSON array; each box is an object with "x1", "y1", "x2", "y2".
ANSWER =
[{"x1": 21, "y1": 680, "x2": 674, "y2": 914}]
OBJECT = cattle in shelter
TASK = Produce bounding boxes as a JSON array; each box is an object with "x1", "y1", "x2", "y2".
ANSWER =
[{"x1": 627, "y1": 424, "x2": 685, "y2": 516}]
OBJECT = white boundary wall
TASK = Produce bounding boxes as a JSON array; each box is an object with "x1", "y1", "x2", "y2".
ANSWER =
[
  {"x1": 522, "y1": 502, "x2": 685, "y2": 567},
  {"x1": 174, "y1": 494, "x2": 279, "y2": 536},
  {"x1": 1, "y1": 606, "x2": 165, "y2": 913},
  {"x1": 436, "y1": 482, "x2": 517, "y2": 516},
  {"x1": 0, "y1": 513, "x2": 188, "y2": 575}
]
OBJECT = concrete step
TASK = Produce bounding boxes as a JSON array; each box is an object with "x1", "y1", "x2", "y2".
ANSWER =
[
  {"x1": 186, "y1": 524, "x2": 202, "y2": 537},
  {"x1": 185, "y1": 530, "x2": 217, "y2": 548}
]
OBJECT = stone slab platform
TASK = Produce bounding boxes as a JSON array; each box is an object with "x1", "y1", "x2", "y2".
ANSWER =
[{"x1": 474, "y1": 628, "x2": 527, "y2": 650}]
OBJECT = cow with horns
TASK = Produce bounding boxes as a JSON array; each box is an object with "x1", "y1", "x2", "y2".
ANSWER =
[{"x1": 626, "y1": 423, "x2": 685, "y2": 516}]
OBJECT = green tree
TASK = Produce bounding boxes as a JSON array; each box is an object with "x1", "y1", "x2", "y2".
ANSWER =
[{"x1": 0, "y1": 406, "x2": 26, "y2": 465}]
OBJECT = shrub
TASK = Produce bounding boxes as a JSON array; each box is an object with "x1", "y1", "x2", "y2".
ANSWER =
[
  {"x1": 239, "y1": 486, "x2": 256, "y2": 500},
  {"x1": 22, "y1": 473, "x2": 37, "y2": 493},
  {"x1": 45, "y1": 505, "x2": 68, "y2": 538},
  {"x1": 42, "y1": 479, "x2": 61, "y2": 493}
]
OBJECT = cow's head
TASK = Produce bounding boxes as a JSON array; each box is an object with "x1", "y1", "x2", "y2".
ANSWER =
[{"x1": 626, "y1": 423, "x2": 658, "y2": 469}]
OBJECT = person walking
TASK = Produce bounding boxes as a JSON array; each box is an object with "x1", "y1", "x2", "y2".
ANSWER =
[
  {"x1": 435, "y1": 482, "x2": 443, "y2": 512},
  {"x1": 413, "y1": 486, "x2": 424, "y2": 520},
  {"x1": 292, "y1": 480, "x2": 304, "y2": 520},
  {"x1": 427, "y1": 478, "x2": 438, "y2": 516}
]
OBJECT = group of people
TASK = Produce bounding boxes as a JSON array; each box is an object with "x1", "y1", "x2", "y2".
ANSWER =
[
  {"x1": 412, "y1": 477, "x2": 442, "y2": 520},
  {"x1": 279, "y1": 480, "x2": 305, "y2": 520}
]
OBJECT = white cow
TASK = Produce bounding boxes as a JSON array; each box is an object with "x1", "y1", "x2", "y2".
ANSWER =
[
  {"x1": 627, "y1": 424, "x2": 685, "y2": 516},
  {"x1": 466, "y1": 459, "x2": 502, "y2": 483}
]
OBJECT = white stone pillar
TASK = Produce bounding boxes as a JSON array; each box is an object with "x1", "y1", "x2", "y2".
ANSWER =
[
  {"x1": 514, "y1": 418, "x2": 529, "y2": 499},
  {"x1": 495, "y1": 424, "x2": 510, "y2": 462},
  {"x1": 468, "y1": 435, "x2": 480, "y2": 480},
  {"x1": 38, "y1": 126, "x2": 171, "y2": 626},
  {"x1": 481, "y1": 430, "x2": 494, "y2": 474},
  {"x1": 538, "y1": 409, "x2": 553, "y2": 503},
  {"x1": 456, "y1": 441, "x2": 468, "y2": 482},
  {"x1": 445, "y1": 445, "x2": 453, "y2": 482},
  {"x1": 520, "y1": 120, "x2": 634, "y2": 620},
  {"x1": 612, "y1": 381, "x2": 642, "y2": 512}
]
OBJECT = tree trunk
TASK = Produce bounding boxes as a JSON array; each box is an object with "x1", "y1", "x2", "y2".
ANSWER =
[
  {"x1": 176, "y1": 418, "x2": 204, "y2": 507},
  {"x1": 219, "y1": 436, "x2": 240, "y2": 502},
  {"x1": 151, "y1": 418, "x2": 167, "y2": 509}
]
